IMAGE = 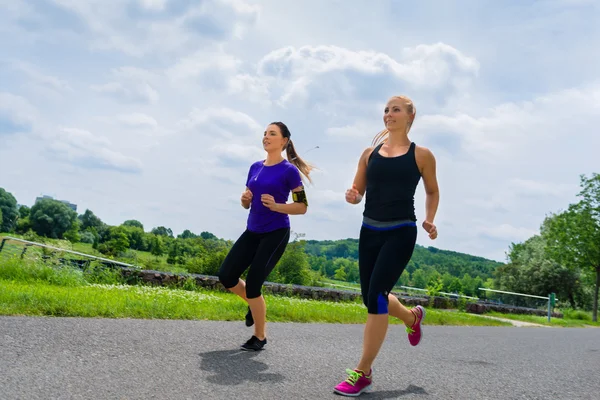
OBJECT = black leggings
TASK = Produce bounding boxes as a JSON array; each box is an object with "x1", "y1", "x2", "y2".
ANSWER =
[
  {"x1": 218, "y1": 227, "x2": 290, "y2": 299},
  {"x1": 358, "y1": 223, "x2": 417, "y2": 314}
]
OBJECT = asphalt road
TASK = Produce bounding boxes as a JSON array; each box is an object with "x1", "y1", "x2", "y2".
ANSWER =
[{"x1": 1, "y1": 316, "x2": 598, "y2": 399}]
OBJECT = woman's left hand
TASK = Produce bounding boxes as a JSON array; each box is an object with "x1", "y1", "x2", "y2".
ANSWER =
[{"x1": 261, "y1": 194, "x2": 279, "y2": 211}]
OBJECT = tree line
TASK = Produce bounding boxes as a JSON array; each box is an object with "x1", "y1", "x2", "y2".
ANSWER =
[{"x1": 1, "y1": 173, "x2": 598, "y2": 320}]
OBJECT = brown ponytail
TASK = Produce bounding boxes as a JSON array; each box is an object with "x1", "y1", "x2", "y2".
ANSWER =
[
  {"x1": 285, "y1": 139, "x2": 313, "y2": 183},
  {"x1": 269, "y1": 121, "x2": 314, "y2": 184}
]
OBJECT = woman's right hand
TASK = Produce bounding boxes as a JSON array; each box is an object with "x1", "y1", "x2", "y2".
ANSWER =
[
  {"x1": 345, "y1": 184, "x2": 363, "y2": 204},
  {"x1": 241, "y1": 188, "x2": 253, "y2": 208}
]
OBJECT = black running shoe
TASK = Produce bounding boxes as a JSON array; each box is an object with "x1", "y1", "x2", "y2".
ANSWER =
[
  {"x1": 245, "y1": 306, "x2": 254, "y2": 327},
  {"x1": 241, "y1": 335, "x2": 267, "y2": 351}
]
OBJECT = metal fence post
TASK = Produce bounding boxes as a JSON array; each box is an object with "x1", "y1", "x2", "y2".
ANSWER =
[{"x1": 0, "y1": 238, "x2": 6, "y2": 254}]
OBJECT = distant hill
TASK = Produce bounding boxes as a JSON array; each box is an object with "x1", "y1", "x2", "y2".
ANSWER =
[{"x1": 304, "y1": 238, "x2": 504, "y2": 283}]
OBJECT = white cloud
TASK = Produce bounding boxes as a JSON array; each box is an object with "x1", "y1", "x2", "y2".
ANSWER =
[
  {"x1": 91, "y1": 67, "x2": 160, "y2": 104},
  {"x1": 477, "y1": 224, "x2": 538, "y2": 242},
  {"x1": 177, "y1": 107, "x2": 263, "y2": 139},
  {"x1": 45, "y1": 127, "x2": 143, "y2": 173},
  {"x1": 255, "y1": 43, "x2": 479, "y2": 109},
  {"x1": 0, "y1": 92, "x2": 37, "y2": 134},
  {"x1": 118, "y1": 113, "x2": 159, "y2": 129},
  {"x1": 11, "y1": 61, "x2": 73, "y2": 94},
  {"x1": 138, "y1": 0, "x2": 167, "y2": 11},
  {"x1": 43, "y1": 0, "x2": 260, "y2": 57}
]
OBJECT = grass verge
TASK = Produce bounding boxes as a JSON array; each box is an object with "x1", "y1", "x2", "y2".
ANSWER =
[
  {"x1": 0, "y1": 280, "x2": 511, "y2": 326},
  {"x1": 486, "y1": 311, "x2": 600, "y2": 328}
]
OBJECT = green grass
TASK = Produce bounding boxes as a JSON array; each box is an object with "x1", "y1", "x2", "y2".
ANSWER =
[
  {"x1": 487, "y1": 311, "x2": 600, "y2": 328},
  {"x1": 0, "y1": 255, "x2": 512, "y2": 326},
  {"x1": 0, "y1": 280, "x2": 511, "y2": 326}
]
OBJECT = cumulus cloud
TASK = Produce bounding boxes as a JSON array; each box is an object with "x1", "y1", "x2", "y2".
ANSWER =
[
  {"x1": 40, "y1": 0, "x2": 260, "y2": 57},
  {"x1": 45, "y1": 127, "x2": 143, "y2": 173},
  {"x1": 255, "y1": 43, "x2": 479, "y2": 110},
  {"x1": 91, "y1": 67, "x2": 160, "y2": 104},
  {"x1": 177, "y1": 107, "x2": 263, "y2": 139},
  {"x1": 118, "y1": 113, "x2": 159, "y2": 129},
  {"x1": 0, "y1": 92, "x2": 37, "y2": 134}
]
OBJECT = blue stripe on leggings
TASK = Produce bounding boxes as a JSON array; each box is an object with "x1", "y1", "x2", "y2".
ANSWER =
[{"x1": 377, "y1": 292, "x2": 388, "y2": 314}]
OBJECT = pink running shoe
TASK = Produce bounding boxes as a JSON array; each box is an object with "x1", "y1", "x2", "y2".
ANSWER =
[
  {"x1": 333, "y1": 368, "x2": 372, "y2": 397},
  {"x1": 406, "y1": 305, "x2": 426, "y2": 346}
]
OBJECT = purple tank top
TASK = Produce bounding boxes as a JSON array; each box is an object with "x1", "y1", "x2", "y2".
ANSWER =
[{"x1": 245, "y1": 159, "x2": 303, "y2": 233}]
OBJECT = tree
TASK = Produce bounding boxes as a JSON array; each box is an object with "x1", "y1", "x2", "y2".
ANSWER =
[
  {"x1": 29, "y1": 198, "x2": 78, "y2": 239},
  {"x1": 97, "y1": 226, "x2": 130, "y2": 257},
  {"x1": 79, "y1": 209, "x2": 104, "y2": 231},
  {"x1": 271, "y1": 232, "x2": 311, "y2": 285},
  {"x1": 19, "y1": 205, "x2": 30, "y2": 219},
  {"x1": 179, "y1": 229, "x2": 199, "y2": 239},
  {"x1": 200, "y1": 231, "x2": 217, "y2": 240},
  {"x1": 543, "y1": 173, "x2": 600, "y2": 321},
  {"x1": 151, "y1": 226, "x2": 173, "y2": 238},
  {"x1": 0, "y1": 188, "x2": 19, "y2": 233},
  {"x1": 496, "y1": 235, "x2": 585, "y2": 308},
  {"x1": 122, "y1": 220, "x2": 144, "y2": 231},
  {"x1": 150, "y1": 235, "x2": 165, "y2": 258}
]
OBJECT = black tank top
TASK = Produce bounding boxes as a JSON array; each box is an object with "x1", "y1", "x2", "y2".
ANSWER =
[{"x1": 363, "y1": 142, "x2": 422, "y2": 222}]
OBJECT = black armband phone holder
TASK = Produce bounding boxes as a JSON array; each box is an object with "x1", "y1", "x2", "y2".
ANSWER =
[{"x1": 292, "y1": 189, "x2": 308, "y2": 206}]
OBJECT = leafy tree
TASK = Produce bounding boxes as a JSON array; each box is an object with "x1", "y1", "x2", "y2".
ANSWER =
[
  {"x1": 0, "y1": 188, "x2": 19, "y2": 233},
  {"x1": 64, "y1": 219, "x2": 81, "y2": 243},
  {"x1": 151, "y1": 226, "x2": 173, "y2": 238},
  {"x1": 149, "y1": 235, "x2": 165, "y2": 258},
  {"x1": 200, "y1": 231, "x2": 217, "y2": 240},
  {"x1": 121, "y1": 226, "x2": 147, "y2": 251},
  {"x1": 19, "y1": 205, "x2": 30, "y2": 219},
  {"x1": 122, "y1": 220, "x2": 144, "y2": 231},
  {"x1": 271, "y1": 233, "x2": 311, "y2": 285},
  {"x1": 97, "y1": 226, "x2": 130, "y2": 257},
  {"x1": 496, "y1": 235, "x2": 585, "y2": 308},
  {"x1": 29, "y1": 198, "x2": 78, "y2": 239},
  {"x1": 79, "y1": 209, "x2": 104, "y2": 231},
  {"x1": 179, "y1": 229, "x2": 198, "y2": 239},
  {"x1": 543, "y1": 173, "x2": 600, "y2": 321}
]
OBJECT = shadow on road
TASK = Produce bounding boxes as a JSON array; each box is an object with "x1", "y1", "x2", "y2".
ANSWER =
[
  {"x1": 199, "y1": 349, "x2": 285, "y2": 386},
  {"x1": 361, "y1": 384, "x2": 428, "y2": 399}
]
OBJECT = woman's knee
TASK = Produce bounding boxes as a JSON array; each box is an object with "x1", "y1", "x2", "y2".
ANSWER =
[
  {"x1": 217, "y1": 267, "x2": 238, "y2": 289},
  {"x1": 366, "y1": 290, "x2": 390, "y2": 314}
]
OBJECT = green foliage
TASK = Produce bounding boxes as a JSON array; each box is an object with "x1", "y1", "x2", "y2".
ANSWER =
[
  {"x1": 149, "y1": 235, "x2": 166, "y2": 257},
  {"x1": 122, "y1": 220, "x2": 144, "y2": 230},
  {"x1": 178, "y1": 229, "x2": 198, "y2": 239},
  {"x1": 29, "y1": 198, "x2": 78, "y2": 239},
  {"x1": 151, "y1": 226, "x2": 173, "y2": 237},
  {"x1": 0, "y1": 188, "x2": 19, "y2": 233},
  {"x1": 79, "y1": 209, "x2": 104, "y2": 232},
  {"x1": 494, "y1": 235, "x2": 587, "y2": 308},
  {"x1": 97, "y1": 226, "x2": 131, "y2": 257},
  {"x1": 269, "y1": 233, "x2": 312, "y2": 286},
  {"x1": 200, "y1": 231, "x2": 217, "y2": 240},
  {"x1": 19, "y1": 205, "x2": 30, "y2": 219},
  {"x1": 543, "y1": 173, "x2": 600, "y2": 321}
]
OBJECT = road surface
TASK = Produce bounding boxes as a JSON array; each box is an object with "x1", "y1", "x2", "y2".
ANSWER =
[{"x1": 1, "y1": 316, "x2": 598, "y2": 399}]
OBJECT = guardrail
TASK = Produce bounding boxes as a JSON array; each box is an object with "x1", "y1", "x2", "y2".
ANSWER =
[
  {"x1": 479, "y1": 288, "x2": 557, "y2": 322},
  {"x1": 0, "y1": 236, "x2": 139, "y2": 269}
]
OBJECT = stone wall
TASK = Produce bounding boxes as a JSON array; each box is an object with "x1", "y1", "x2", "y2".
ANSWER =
[{"x1": 119, "y1": 267, "x2": 563, "y2": 318}]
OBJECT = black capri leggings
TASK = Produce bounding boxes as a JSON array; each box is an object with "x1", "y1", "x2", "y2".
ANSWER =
[
  {"x1": 218, "y1": 227, "x2": 290, "y2": 299},
  {"x1": 358, "y1": 223, "x2": 417, "y2": 314}
]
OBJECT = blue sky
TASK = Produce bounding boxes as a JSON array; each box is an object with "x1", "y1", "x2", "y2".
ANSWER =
[{"x1": 1, "y1": 0, "x2": 599, "y2": 262}]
